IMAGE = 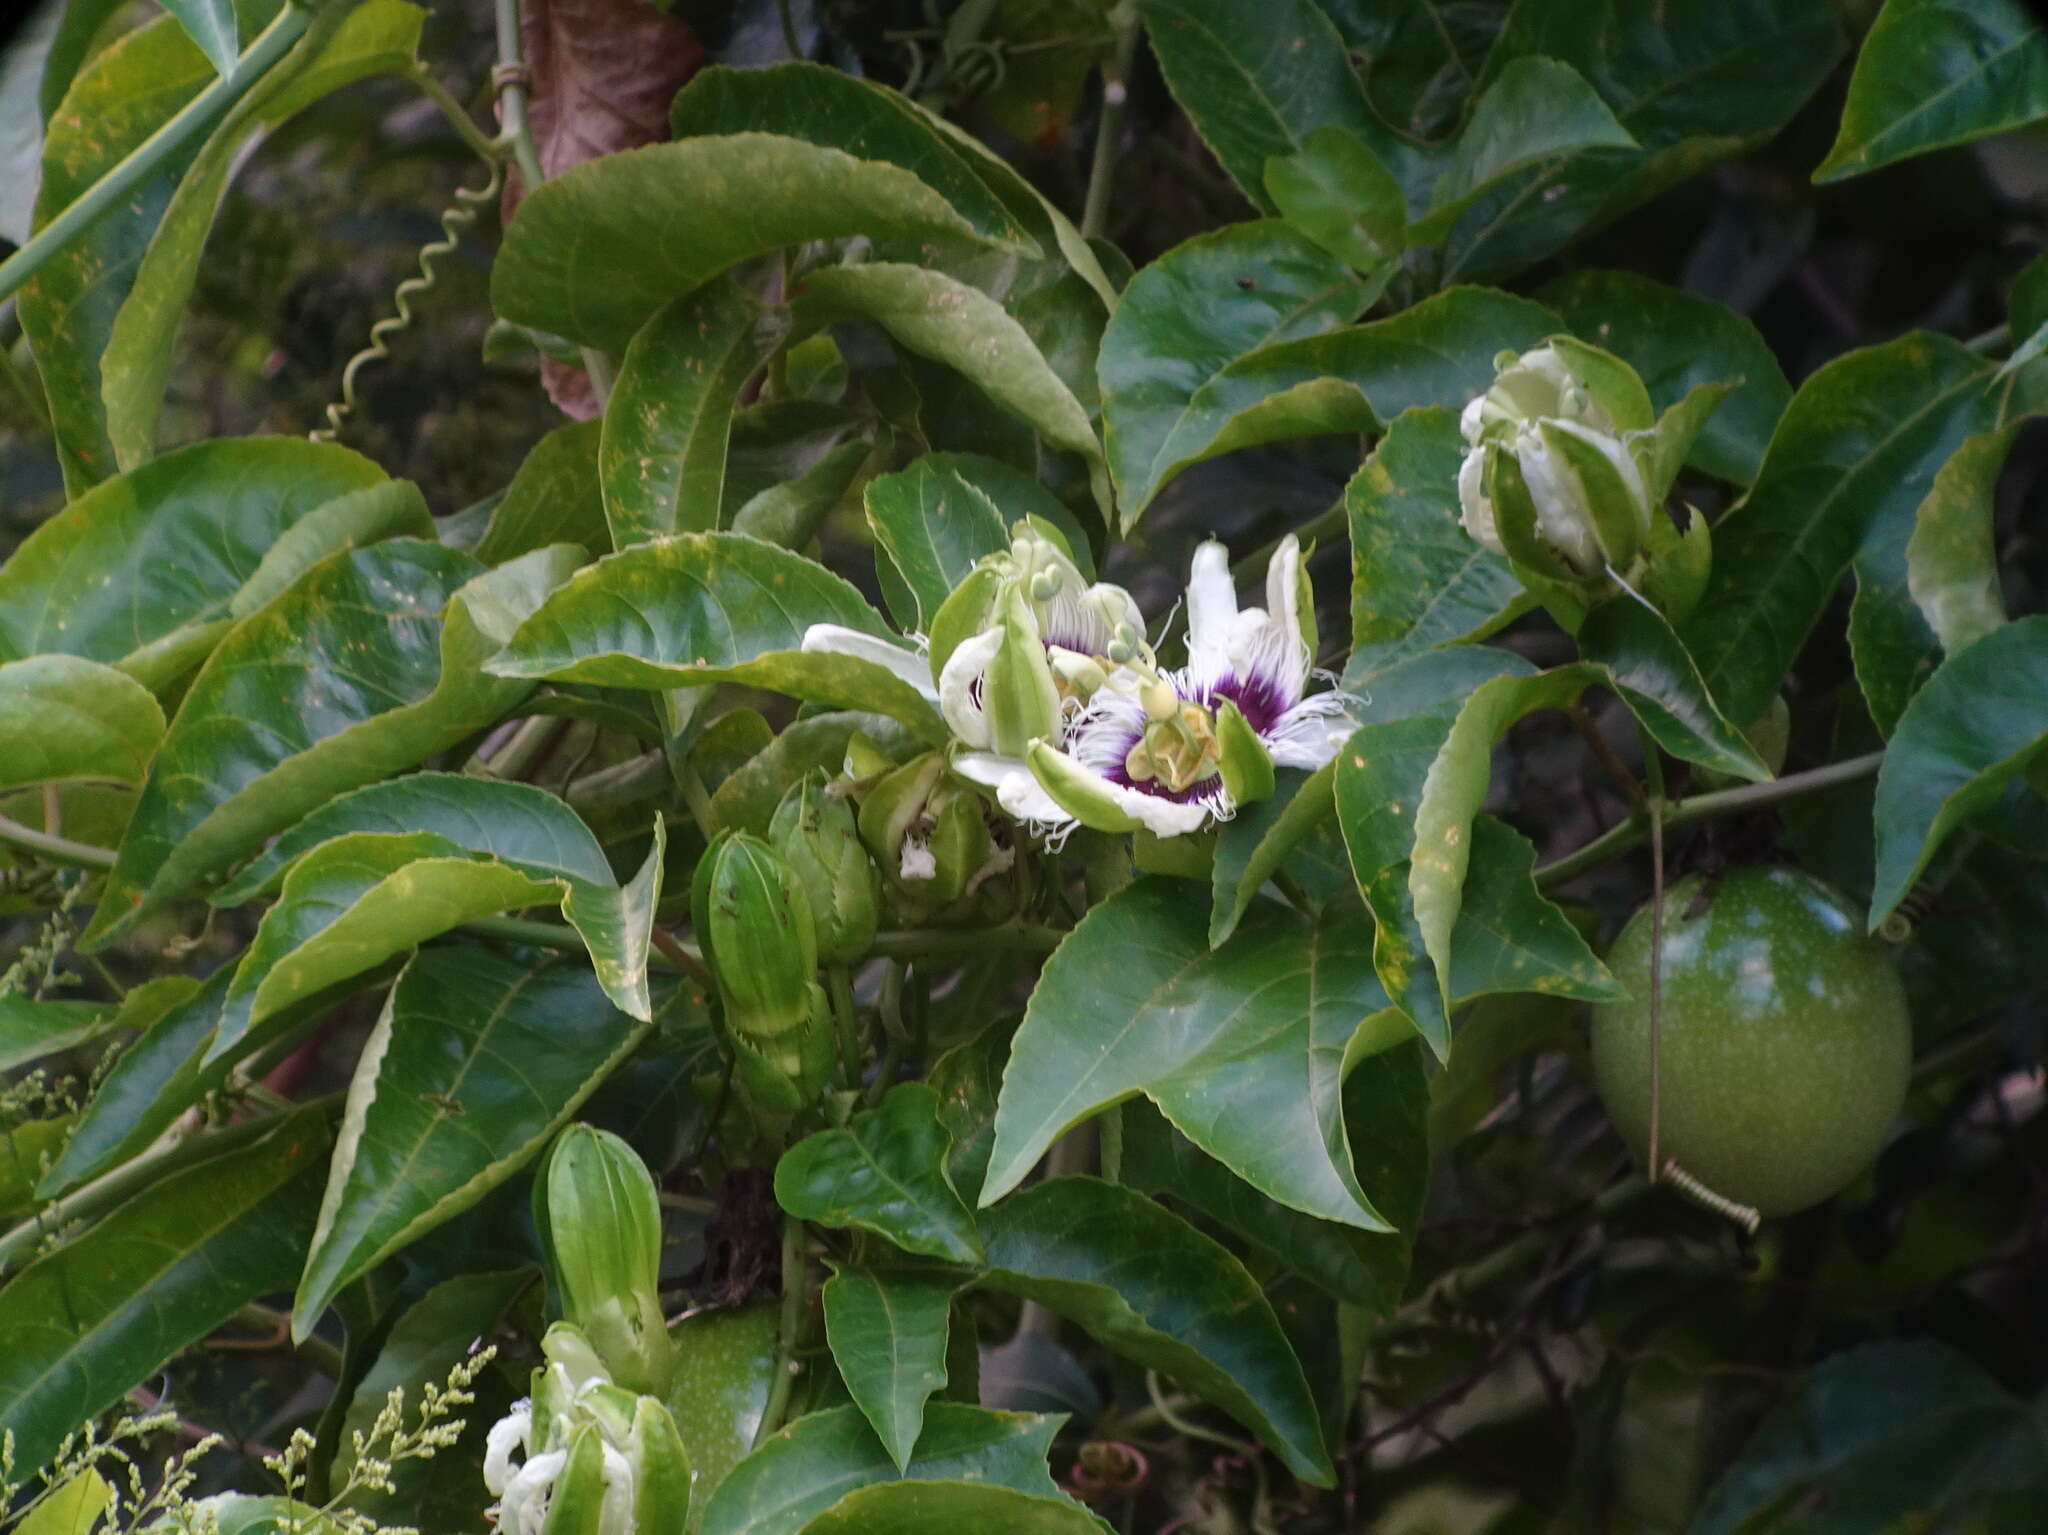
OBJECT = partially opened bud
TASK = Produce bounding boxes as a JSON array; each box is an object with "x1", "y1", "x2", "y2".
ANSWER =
[
  {"x1": 691, "y1": 833, "x2": 834, "y2": 1121},
  {"x1": 936, "y1": 583, "x2": 1063, "y2": 756},
  {"x1": 536, "y1": 1128, "x2": 673, "y2": 1400},
  {"x1": 769, "y1": 773, "x2": 880, "y2": 965}
]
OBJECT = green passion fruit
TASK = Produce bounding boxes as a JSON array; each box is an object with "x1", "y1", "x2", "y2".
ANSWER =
[{"x1": 1590, "y1": 866, "x2": 1911, "y2": 1217}]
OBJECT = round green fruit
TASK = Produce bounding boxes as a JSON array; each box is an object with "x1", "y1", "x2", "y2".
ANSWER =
[{"x1": 1590, "y1": 866, "x2": 1911, "y2": 1217}]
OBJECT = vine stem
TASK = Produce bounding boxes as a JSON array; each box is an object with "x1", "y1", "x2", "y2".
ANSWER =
[
  {"x1": 409, "y1": 68, "x2": 504, "y2": 165},
  {"x1": 754, "y1": 1211, "x2": 810, "y2": 1447},
  {"x1": 492, "y1": 0, "x2": 614, "y2": 404},
  {"x1": 1533, "y1": 750, "x2": 1885, "y2": 890},
  {"x1": 460, "y1": 914, "x2": 1062, "y2": 965},
  {"x1": 1080, "y1": 7, "x2": 1142, "y2": 241},
  {"x1": 0, "y1": 2, "x2": 317, "y2": 307},
  {"x1": 0, "y1": 811, "x2": 116, "y2": 870}
]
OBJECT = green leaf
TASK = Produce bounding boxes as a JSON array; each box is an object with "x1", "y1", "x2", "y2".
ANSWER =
[
  {"x1": 801, "y1": 1483, "x2": 1111, "y2": 1535},
  {"x1": 331, "y1": 1267, "x2": 536, "y2": 1514},
  {"x1": 0, "y1": 1108, "x2": 327, "y2": 1477},
  {"x1": 83, "y1": 542, "x2": 578, "y2": 947},
  {"x1": 1126, "y1": 286, "x2": 1561, "y2": 523},
  {"x1": 1335, "y1": 661, "x2": 1690, "y2": 1040},
  {"x1": 1683, "y1": 333, "x2": 1998, "y2": 728},
  {"x1": 1870, "y1": 616, "x2": 2048, "y2": 927},
  {"x1": 293, "y1": 945, "x2": 651, "y2": 1332},
  {"x1": 224, "y1": 480, "x2": 436, "y2": 621},
  {"x1": 213, "y1": 772, "x2": 615, "y2": 904},
  {"x1": 474, "y1": 420, "x2": 612, "y2": 567},
  {"x1": 1411, "y1": 56, "x2": 1636, "y2": 242},
  {"x1": 792, "y1": 263, "x2": 1107, "y2": 517},
  {"x1": 701, "y1": 1404, "x2": 1077, "y2": 1535},
  {"x1": 731, "y1": 437, "x2": 876, "y2": 551},
  {"x1": 1134, "y1": 0, "x2": 1419, "y2": 213},
  {"x1": 1438, "y1": 0, "x2": 1841, "y2": 282},
  {"x1": 13, "y1": 1469, "x2": 113, "y2": 1535},
  {"x1": 1317, "y1": 0, "x2": 1509, "y2": 143},
  {"x1": 1098, "y1": 221, "x2": 1371, "y2": 520},
  {"x1": 0, "y1": 656, "x2": 163, "y2": 791},
  {"x1": 492, "y1": 136, "x2": 1004, "y2": 353},
  {"x1": 0, "y1": 993, "x2": 121, "y2": 1074},
  {"x1": 1209, "y1": 766, "x2": 1335, "y2": 948},
  {"x1": 0, "y1": 437, "x2": 388, "y2": 681},
  {"x1": 1907, "y1": 426, "x2": 2013, "y2": 658},
  {"x1": 1263, "y1": 125, "x2": 1407, "y2": 277},
  {"x1": 37, "y1": 969, "x2": 327, "y2": 1198},
  {"x1": 1119, "y1": 1042, "x2": 1427, "y2": 1317},
  {"x1": 159, "y1": 0, "x2": 237, "y2": 73},
  {"x1": 1543, "y1": 268, "x2": 1792, "y2": 486},
  {"x1": 100, "y1": 0, "x2": 426, "y2": 470},
  {"x1": 671, "y1": 1303, "x2": 780, "y2": 1526},
  {"x1": 821, "y1": 1267, "x2": 959, "y2": 1472},
  {"x1": 38, "y1": 0, "x2": 128, "y2": 122},
  {"x1": 1817, "y1": 0, "x2": 2048, "y2": 182},
  {"x1": 864, "y1": 456, "x2": 1014, "y2": 633},
  {"x1": 1693, "y1": 1340, "x2": 2048, "y2": 1534},
  {"x1": 775, "y1": 1083, "x2": 983, "y2": 1265},
  {"x1": 1576, "y1": 600, "x2": 1772, "y2": 782},
  {"x1": 978, "y1": 1176, "x2": 1333, "y2": 1485},
  {"x1": 1347, "y1": 406, "x2": 1526, "y2": 668},
  {"x1": 668, "y1": 63, "x2": 1036, "y2": 255},
  {"x1": 485, "y1": 533, "x2": 947, "y2": 743},
  {"x1": 982, "y1": 880, "x2": 1410, "y2": 1231},
  {"x1": 602, "y1": 280, "x2": 793, "y2": 549},
  {"x1": 20, "y1": 10, "x2": 239, "y2": 490},
  {"x1": 215, "y1": 815, "x2": 664, "y2": 1062}
]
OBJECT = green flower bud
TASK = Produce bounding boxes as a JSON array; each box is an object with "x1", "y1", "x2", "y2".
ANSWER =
[
  {"x1": 936, "y1": 582, "x2": 1063, "y2": 756},
  {"x1": 535, "y1": 1128, "x2": 673, "y2": 1400},
  {"x1": 691, "y1": 833, "x2": 835, "y2": 1121},
  {"x1": 769, "y1": 772, "x2": 880, "y2": 965}
]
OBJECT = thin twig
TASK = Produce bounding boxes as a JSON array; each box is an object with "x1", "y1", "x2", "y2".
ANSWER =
[{"x1": 1080, "y1": 9, "x2": 1141, "y2": 241}]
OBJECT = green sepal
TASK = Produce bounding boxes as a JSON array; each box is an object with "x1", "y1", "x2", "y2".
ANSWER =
[
  {"x1": 1642, "y1": 504, "x2": 1713, "y2": 626},
  {"x1": 770, "y1": 772, "x2": 880, "y2": 966},
  {"x1": 926, "y1": 562, "x2": 1000, "y2": 682},
  {"x1": 1642, "y1": 379, "x2": 1738, "y2": 503},
  {"x1": 976, "y1": 583, "x2": 1064, "y2": 756},
  {"x1": 1544, "y1": 335, "x2": 1655, "y2": 432},
  {"x1": 629, "y1": 1394, "x2": 692, "y2": 1535},
  {"x1": 1214, "y1": 700, "x2": 1276, "y2": 807},
  {"x1": 1026, "y1": 741, "x2": 1144, "y2": 834},
  {"x1": 858, "y1": 753, "x2": 946, "y2": 879},
  {"x1": 1537, "y1": 419, "x2": 1645, "y2": 572},
  {"x1": 919, "y1": 789, "x2": 993, "y2": 907},
  {"x1": 1485, "y1": 445, "x2": 1577, "y2": 586},
  {"x1": 539, "y1": 1424, "x2": 611, "y2": 1535}
]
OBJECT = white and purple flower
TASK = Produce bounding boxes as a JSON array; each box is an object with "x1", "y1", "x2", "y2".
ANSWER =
[{"x1": 955, "y1": 535, "x2": 1355, "y2": 841}]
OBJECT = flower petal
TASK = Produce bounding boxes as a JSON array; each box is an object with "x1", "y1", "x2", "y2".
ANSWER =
[
  {"x1": 935, "y1": 627, "x2": 1004, "y2": 750},
  {"x1": 1184, "y1": 540, "x2": 1239, "y2": 685},
  {"x1": 800, "y1": 624, "x2": 938, "y2": 702},
  {"x1": 1458, "y1": 448, "x2": 1502, "y2": 553},
  {"x1": 1264, "y1": 692, "x2": 1355, "y2": 770}
]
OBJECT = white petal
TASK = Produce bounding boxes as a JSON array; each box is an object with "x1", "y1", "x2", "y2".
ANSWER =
[
  {"x1": 1183, "y1": 540, "x2": 1239, "y2": 684},
  {"x1": 484, "y1": 1403, "x2": 533, "y2": 1495},
  {"x1": 1458, "y1": 449, "x2": 1502, "y2": 553},
  {"x1": 1263, "y1": 692, "x2": 1356, "y2": 770},
  {"x1": 936, "y1": 628, "x2": 1003, "y2": 749},
  {"x1": 1459, "y1": 392, "x2": 1491, "y2": 446},
  {"x1": 1101, "y1": 777, "x2": 1215, "y2": 837},
  {"x1": 1517, "y1": 428, "x2": 1602, "y2": 575},
  {"x1": 951, "y1": 751, "x2": 1078, "y2": 839},
  {"x1": 801, "y1": 624, "x2": 938, "y2": 702},
  {"x1": 599, "y1": 1443, "x2": 638, "y2": 1533},
  {"x1": 500, "y1": 1448, "x2": 569, "y2": 1535}
]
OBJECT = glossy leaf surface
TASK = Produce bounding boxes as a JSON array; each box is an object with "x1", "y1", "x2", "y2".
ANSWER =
[
  {"x1": 0, "y1": 1110, "x2": 326, "y2": 1476},
  {"x1": 1683, "y1": 333, "x2": 1997, "y2": 728},
  {"x1": 0, "y1": 656, "x2": 163, "y2": 791},
  {"x1": 1906, "y1": 426, "x2": 2013, "y2": 658},
  {"x1": 1816, "y1": 0, "x2": 2048, "y2": 182},
  {"x1": 776, "y1": 1083, "x2": 983, "y2": 1264},
  {"x1": 492, "y1": 136, "x2": 1000, "y2": 352},
  {"x1": 977, "y1": 1176, "x2": 1333, "y2": 1485},
  {"x1": 486, "y1": 533, "x2": 946, "y2": 740},
  {"x1": 1869, "y1": 616, "x2": 2048, "y2": 926},
  {"x1": 293, "y1": 945, "x2": 650, "y2": 1331},
  {"x1": 820, "y1": 1267, "x2": 959, "y2": 1472}
]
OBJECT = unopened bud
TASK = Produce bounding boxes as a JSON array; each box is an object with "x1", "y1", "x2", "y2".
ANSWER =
[
  {"x1": 770, "y1": 773, "x2": 880, "y2": 965},
  {"x1": 535, "y1": 1128, "x2": 674, "y2": 1400}
]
